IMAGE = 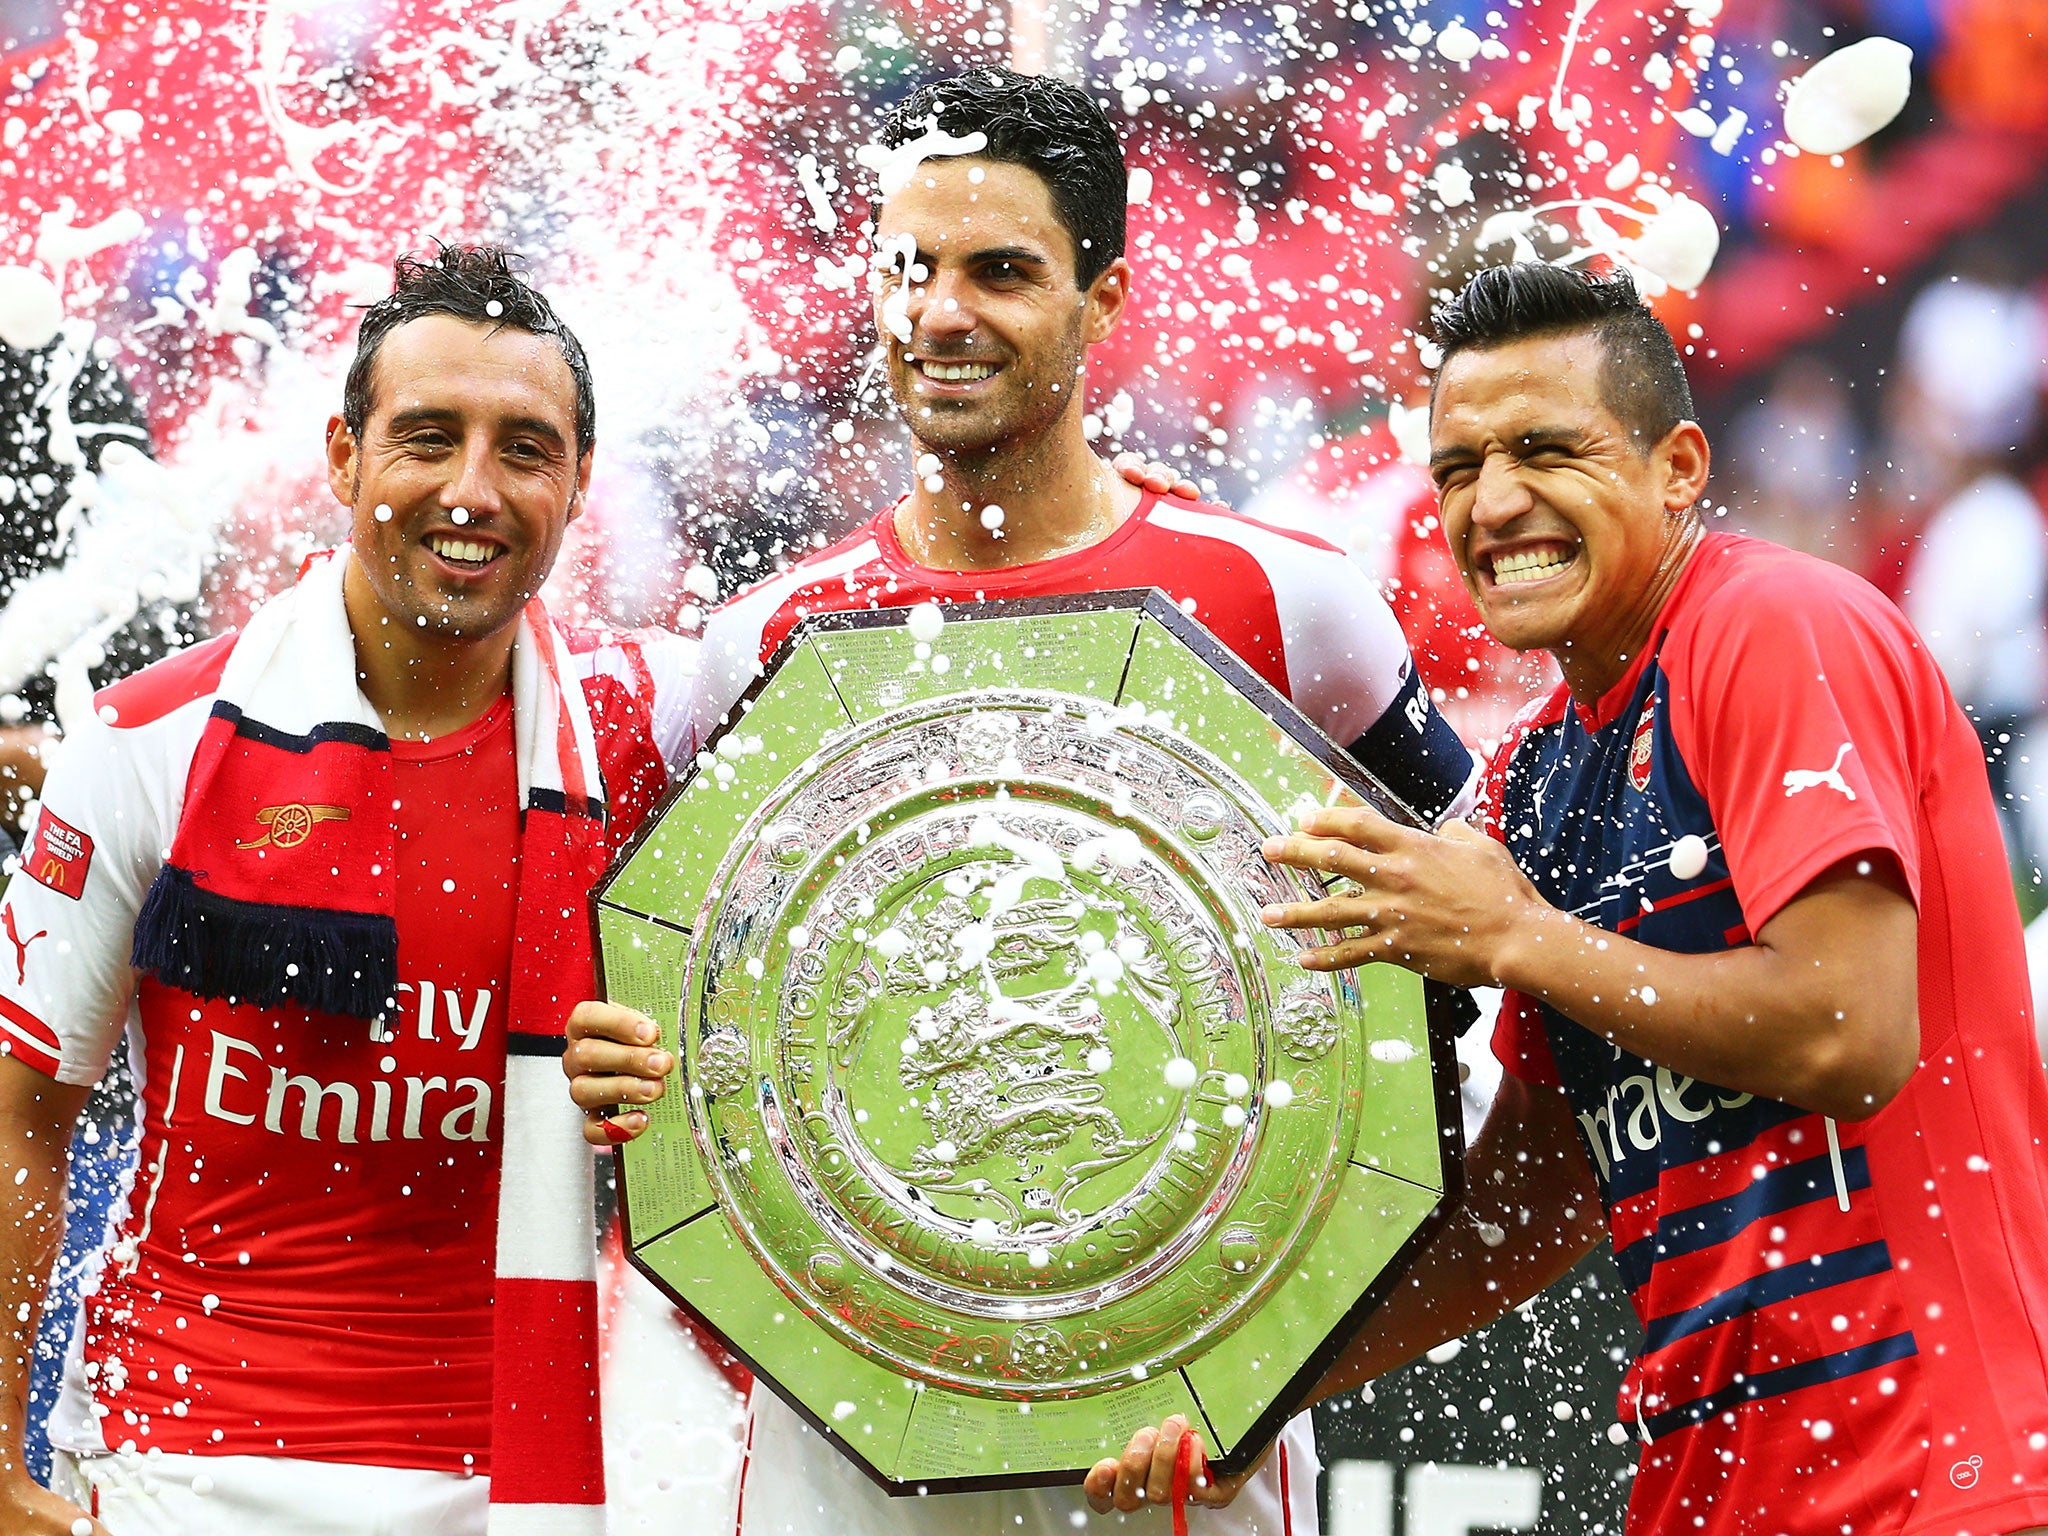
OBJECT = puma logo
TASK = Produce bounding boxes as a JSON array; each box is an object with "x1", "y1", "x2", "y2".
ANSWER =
[
  {"x1": 3, "y1": 907, "x2": 48, "y2": 985},
  {"x1": 1782, "y1": 743, "x2": 1856, "y2": 801}
]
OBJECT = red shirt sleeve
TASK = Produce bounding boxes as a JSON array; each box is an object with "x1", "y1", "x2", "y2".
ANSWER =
[
  {"x1": 1479, "y1": 698, "x2": 1564, "y2": 1086},
  {"x1": 1662, "y1": 549, "x2": 1937, "y2": 933}
]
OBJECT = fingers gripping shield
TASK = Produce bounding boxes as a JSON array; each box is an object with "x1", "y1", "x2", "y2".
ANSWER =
[{"x1": 593, "y1": 591, "x2": 1464, "y2": 1493}]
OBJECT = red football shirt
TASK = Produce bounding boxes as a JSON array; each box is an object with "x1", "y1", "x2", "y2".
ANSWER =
[
  {"x1": 74, "y1": 694, "x2": 519, "y2": 1471},
  {"x1": 1487, "y1": 535, "x2": 2048, "y2": 1534},
  {"x1": 688, "y1": 492, "x2": 1478, "y2": 827}
]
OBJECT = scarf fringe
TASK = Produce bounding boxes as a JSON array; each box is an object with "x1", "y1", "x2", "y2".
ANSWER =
[{"x1": 131, "y1": 864, "x2": 398, "y2": 1020}]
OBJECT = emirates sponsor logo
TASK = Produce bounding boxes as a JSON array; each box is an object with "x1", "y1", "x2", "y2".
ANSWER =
[
  {"x1": 1576, "y1": 1067, "x2": 1755, "y2": 1182},
  {"x1": 198, "y1": 978, "x2": 496, "y2": 1144}
]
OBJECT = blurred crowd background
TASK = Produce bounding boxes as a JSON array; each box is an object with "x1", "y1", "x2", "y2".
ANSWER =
[
  {"x1": 3, "y1": 0, "x2": 2044, "y2": 779},
  {"x1": 3, "y1": 0, "x2": 2046, "y2": 1529}
]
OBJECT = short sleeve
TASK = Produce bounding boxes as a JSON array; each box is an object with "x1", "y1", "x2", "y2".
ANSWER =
[
  {"x1": 0, "y1": 713, "x2": 177, "y2": 1085},
  {"x1": 1664, "y1": 556, "x2": 1932, "y2": 933},
  {"x1": 1252, "y1": 538, "x2": 1480, "y2": 827}
]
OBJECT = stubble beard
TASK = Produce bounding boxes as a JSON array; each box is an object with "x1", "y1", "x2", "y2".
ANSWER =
[{"x1": 893, "y1": 331, "x2": 1088, "y2": 478}]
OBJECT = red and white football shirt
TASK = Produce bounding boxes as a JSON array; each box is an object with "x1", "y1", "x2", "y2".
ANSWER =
[
  {"x1": 690, "y1": 491, "x2": 1479, "y2": 827},
  {"x1": 0, "y1": 624, "x2": 696, "y2": 1475},
  {"x1": 697, "y1": 491, "x2": 1468, "y2": 1536}
]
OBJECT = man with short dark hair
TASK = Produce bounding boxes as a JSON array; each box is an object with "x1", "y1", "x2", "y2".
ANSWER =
[
  {"x1": 679, "y1": 67, "x2": 1473, "y2": 826},
  {"x1": 569, "y1": 66, "x2": 1477, "y2": 1536},
  {"x1": 1090, "y1": 262, "x2": 2048, "y2": 1535},
  {"x1": 0, "y1": 246, "x2": 693, "y2": 1535}
]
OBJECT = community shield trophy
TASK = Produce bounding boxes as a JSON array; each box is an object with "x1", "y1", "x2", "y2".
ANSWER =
[{"x1": 594, "y1": 590, "x2": 1464, "y2": 1493}]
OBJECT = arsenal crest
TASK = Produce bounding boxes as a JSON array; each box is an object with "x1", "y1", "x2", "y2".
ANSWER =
[
  {"x1": 1628, "y1": 699, "x2": 1657, "y2": 793},
  {"x1": 238, "y1": 803, "x2": 351, "y2": 850}
]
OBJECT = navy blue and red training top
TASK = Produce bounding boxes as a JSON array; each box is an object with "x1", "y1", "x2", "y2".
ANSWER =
[{"x1": 1487, "y1": 533, "x2": 2048, "y2": 1536}]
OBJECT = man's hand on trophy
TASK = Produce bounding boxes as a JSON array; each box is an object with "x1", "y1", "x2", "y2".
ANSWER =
[
  {"x1": 1257, "y1": 806, "x2": 1552, "y2": 990},
  {"x1": 1082, "y1": 1415, "x2": 1266, "y2": 1515},
  {"x1": 1111, "y1": 450, "x2": 1203, "y2": 500},
  {"x1": 565, "y1": 1001, "x2": 674, "y2": 1147}
]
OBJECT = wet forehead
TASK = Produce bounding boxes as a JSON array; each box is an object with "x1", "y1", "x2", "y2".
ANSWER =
[
  {"x1": 370, "y1": 313, "x2": 577, "y2": 426},
  {"x1": 875, "y1": 158, "x2": 1067, "y2": 260},
  {"x1": 1431, "y1": 331, "x2": 1617, "y2": 445}
]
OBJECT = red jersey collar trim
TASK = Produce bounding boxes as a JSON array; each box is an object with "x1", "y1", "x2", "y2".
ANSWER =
[
  {"x1": 871, "y1": 489, "x2": 1163, "y2": 589},
  {"x1": 1572, "y1": 532, "x2": 1728, "y2": 734}
]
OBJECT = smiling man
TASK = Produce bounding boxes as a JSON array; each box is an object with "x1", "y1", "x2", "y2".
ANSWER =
[
  {"x1": 673, "y1": 68, "x2": 1474, "y2": 835},
  {"x1": 0, "y1": 247, "x2": 690, "y2": 1535},
  {"x1": 1090, "y1": 264, "x2": 2048, "y2": 1534},
  {"x1": 568, "y1": 67, "x2": 1478, "y2": 1536}
]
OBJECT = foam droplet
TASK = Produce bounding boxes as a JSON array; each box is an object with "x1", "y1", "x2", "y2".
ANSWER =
[
  {"x1": 906, "y1": 602, "x2": 945, "y2": 644},
  {"x1": 0, "y1": 266, "x2": 63, "y2": 351},
  {"x1": 1265, "y1": 1079, "x2": 1295, "y2": 1108},
  {"x1": 1163, "y1": 1057, "x2": 1198, "y2": 1090},
  {"x1": 1668, "y1": 834, "x2": 1709, "y2": 880},
  {"x1": 1783, "y1": 37, "x2": 1913, "y2": 156},
  {"x1": 1435, "y1": 22, "x2": 1482, "y2": 61}
]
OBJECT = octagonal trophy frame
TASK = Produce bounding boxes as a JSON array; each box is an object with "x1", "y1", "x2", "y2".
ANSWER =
[{"x1": 593, "y1": 589, "x2": 1465, "y2": 1495}]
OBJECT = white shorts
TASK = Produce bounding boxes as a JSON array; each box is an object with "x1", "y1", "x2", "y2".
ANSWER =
[
  {"x1": 49, "y1": 1450, "x2": 487, "y2": 1536},
  {"x1": 732, "y1": 1389, "x2": 1320, "y2": 1536}
]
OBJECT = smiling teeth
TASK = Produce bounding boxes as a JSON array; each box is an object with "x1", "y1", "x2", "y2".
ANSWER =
[
  {"x1": 923, "y1": 361, "x2": 997, "y2": 381},
  {"x1": 429, "y1": 537, "x2": 496, "y2": 563},
  {"x1": 1493, "y1": 549, "x2": 1573, "y2": 585}
]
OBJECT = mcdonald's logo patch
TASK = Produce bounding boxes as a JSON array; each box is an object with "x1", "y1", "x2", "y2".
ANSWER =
[{"x1": 24, "y1": 810, "x2": 93, "y2": 900}]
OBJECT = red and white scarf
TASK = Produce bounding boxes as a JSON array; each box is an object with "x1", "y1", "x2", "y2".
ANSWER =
[{"x1": 131, "y1": 549, "x2": 607, "y2": 1531}]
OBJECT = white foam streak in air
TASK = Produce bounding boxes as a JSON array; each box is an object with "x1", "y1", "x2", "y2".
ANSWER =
[
  {"x1": 1783, "y1": 38, "x2": 1914, "y2": 155},
  {"x1": 855, "y1": 120, "x2": 991, "y2": 198}
]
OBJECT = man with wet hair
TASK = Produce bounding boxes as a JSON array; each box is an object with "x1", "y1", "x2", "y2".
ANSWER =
[
  {"x1": 1093, "y1": 262, "x2": 2048, "y2": 1535},
  {"x1": 0, "y1": 245, "x2": 693, "y2": 1535},
  {"x1": 569, "y1": 65, "x2": 1479, "y2": 1536}
]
